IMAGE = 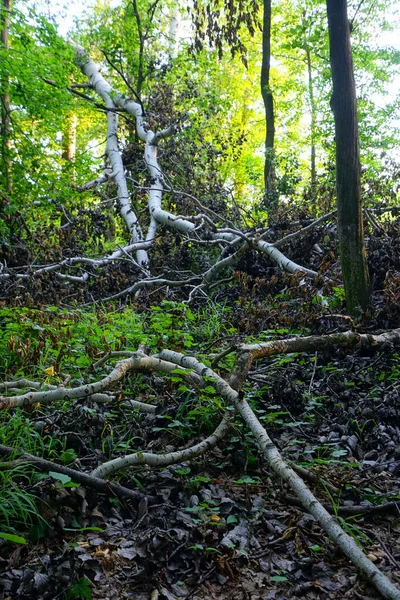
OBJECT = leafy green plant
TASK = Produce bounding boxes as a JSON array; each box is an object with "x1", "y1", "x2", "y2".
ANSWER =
[
  {"x1": 0, "y1": 305, "x2": 143, "y2": 377},
  {"x1": 234, "y1": 475, "x2": 261, "y2": 485},
  {"x1": 270, "y1": 574, "x2": 289, "y2": 583},
  {"x1": 0, "y1": 410, "x2": 50, "y2": 456},
  {"x1": 145, "y1": 301, "x2": 195, "y2": 350},
  {"x1": 185, "y1": 475, "x2": 211, "y2": 492},
  {"x1": 189, "y1": 301, "x2": 234, "y2": 344},
  {"x1": 66, "y1": 578, "x2": 93, "y2": 600}
]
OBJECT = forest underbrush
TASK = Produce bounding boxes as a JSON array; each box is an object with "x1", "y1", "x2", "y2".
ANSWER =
[{"x1": 1, "y1": 217, "x2": 400, "y2": 599}]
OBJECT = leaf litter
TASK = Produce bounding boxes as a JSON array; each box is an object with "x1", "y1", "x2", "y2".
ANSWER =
[{"x1": 1, "y1": 222, "x2": 400, "y2": 599}]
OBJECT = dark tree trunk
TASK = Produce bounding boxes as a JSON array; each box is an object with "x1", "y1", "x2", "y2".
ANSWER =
[
  {"x1": 261, "y1": 0, "x2": 276, "y2": 210},
  {"x1": 306, "y1": 47, "x2": 316, "y2": 212},
  {"x1": 326, "y1": 0, "x2": 370, "y2": 314},
  {"x1": 1, "y1": 0, "x2": 12, "y2": 193},
  {"x1": 132, "y1": 0, "x2": 144, "y2": 98}
]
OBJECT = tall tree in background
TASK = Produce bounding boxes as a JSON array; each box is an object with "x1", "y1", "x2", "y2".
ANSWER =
[
  {"x1": 261, "y1": 0, "x2": 275, "y2": 209},
  {"x1": 326, "y1": 0, "x2": 371, "y2": 314},
  {"x1": 301, "y1": 8, "x2": 317, "y2": 211},
  {"x1": 1, "y1": 0, "x2": 12, "y2": 193}
]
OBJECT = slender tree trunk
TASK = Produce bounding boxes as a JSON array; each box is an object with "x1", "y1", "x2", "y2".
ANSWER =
[
  {"x1": 168, "y1": 6, "x2": 178, "y2": 58},
  {"x1": 62, "y1": 114, "x2": 77, "y2": 165},
  {"x1": 261, "y1": 0, "x2": 276, "y2": 210},
  {"x1": 306, "y1": 46, "x2": 316, "y2": 213},
  {"x1": 132, "y1": 0, "x2": 144, "y2": 98},
  {"x1": 326, "y1": 0, "x2": 370, "y2": 314},
  {"x1": 1, "y1": 0, "x2": 12, "y2": 193},
  {"x1": 60, "y1": 113, "x2": 77, "y2": 227}
]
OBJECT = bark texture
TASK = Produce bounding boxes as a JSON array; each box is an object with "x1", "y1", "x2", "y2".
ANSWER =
[
  {"x1": 326, "y1": 0, "x2": 371, "y2": 314},
  {"x1": 261, "y1": 0, "x2": 276, "y2": 208}
]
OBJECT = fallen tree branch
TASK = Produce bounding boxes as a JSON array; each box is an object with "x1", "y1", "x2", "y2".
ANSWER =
[
  {"x1": 0, "y1": 353, "x2": 200, "y2": 410},
  {"x1": 77, "y1": 168, "x2": 114, "y2": 191},
  {"x1": 72, "y1": 46, "x2": 320, "y2": 289},
  {"x1": 72, "y1": 44, "x2": 148, "y2": 266},
  {"x1": 97, "y1": 275, "x2": 200, "y2": 303},
  {"x1": 3, "y1": 326, "x2": 400, "y2": 597},
  {"x1": 257, "y1": 239, "x2": 318, "y2": 276},
  {"x1": 0, "y1": 444, "x2": 150, "y2": 502},
  {"x1": 158, "y1": 349, "x2": 400, "y2": 600},
  {"x1": 283, "y1": 493, "x2": 400, "y2": 517},
  {"x1": 92, "y1": 411, "x2": 231, "y2": 478},
  {"x1": 0, "y1": 240, "x2": 154, "y2": 284},
  {"x1": 238, "y1": 327, "x2": 400, "y2": 363},
  {"x1": 271, "y1": 209, "x2": 337, "y2": 248}
]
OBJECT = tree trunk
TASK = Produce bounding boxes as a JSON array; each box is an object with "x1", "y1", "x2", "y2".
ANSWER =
[
  {"x1": 306, "y1": 46, "x2": 316, "y2": 213},
  {"x1": 168, "y1": 6, "x2": 178, "y2": 58},
  {"x1": 1, "y1": 0, "x2": 12, "y2": 194},
  {"x1": 326, "y1": 0, "x2": 370, "y2": 314},
  {"x1": 261, "y1": 0, "x2": 276, "y2": 210},
  {"x1": 61, "y1": 113, "x2": 79, "y2": 228},
  {"x1": 132, "y1": 0, "x2": 144, "y2": 98},
  {"x1": 62, "y1": 114, "x2": 77, "y2": 165}
]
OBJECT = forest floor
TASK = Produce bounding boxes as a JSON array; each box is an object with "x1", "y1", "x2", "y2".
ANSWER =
[{"x1": 1, "y1": 218, "x2": 400, "y2": 600}]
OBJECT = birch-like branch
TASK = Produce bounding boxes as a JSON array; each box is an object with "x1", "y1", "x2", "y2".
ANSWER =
[
  {"x1": 0, "y1": 241, "x2": 153, "y2": 282},
  {"x1": 72, "y1": 46, "x2": 319, "y2": 283},
  {"x1": 73, "y1": 45, "x2": 148, "y2": 267},
  {"x1": 0, "y1": 353, "x2": 198, "y2": 410},
  {"x1": 3, "y1": 328, "x2": 400, "y2": 597},
  {"x1": 98, "y1": 276, "x2": 200, "y2": 303},
  {"x1": 158, "y1": 349, "x2": 400, "y2": 600},
  {"x1": 77, "y1": 168, "x2": 114, "y2": 191},
  {"x1": 92, "y1": 412, "x2": 231, "y2": 478},
  {"x1": 240, "y1": 328, "x2": 400, "y2": 359}
]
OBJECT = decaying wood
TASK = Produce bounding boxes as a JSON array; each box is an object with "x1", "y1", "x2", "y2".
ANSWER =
[{"x1": 2, "y1": 327, "x2": 400, "y2": 597}]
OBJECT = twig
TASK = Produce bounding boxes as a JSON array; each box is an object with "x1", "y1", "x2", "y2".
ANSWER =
[{"x1": 0, "y1": 445, "x2": 151, "y2": 502}]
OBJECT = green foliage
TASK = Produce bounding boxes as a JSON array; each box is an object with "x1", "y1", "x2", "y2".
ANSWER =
[
  {"x1": 145, "y1": 301, "x2": 194, "y2": 350},
  {"x1": 66, "y1": 578, "x2": 93, "y2": 600},
  {"x1": 0, "y1": 305, "x2": 143, "y2": 377},
  {"x1": 0, "y1": 0, "x2": 398, "y2": 240},
  {"x1": 0, "y1": 409, "x2": 53, "y2": 455},
  {"x1": 0, "y1": 462, "x2": 42, "y2": 533},
  {"x1": 0, "y1": 302, "x2": 240, "y2": 469},
  {"x1": 0, "y1": 532, "x2": 27, "y2": 544}
]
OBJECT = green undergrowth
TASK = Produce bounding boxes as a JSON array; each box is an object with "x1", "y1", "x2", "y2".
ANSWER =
[
  {"x1": 1, "y1": 299, "x2": 370, "y2": 539},
  {"x1": 0, "y1": 301, "x2": 241, "y2": 534},
  {"x1": 0, "y1": 300, "x2": 237, "y2": 378}
]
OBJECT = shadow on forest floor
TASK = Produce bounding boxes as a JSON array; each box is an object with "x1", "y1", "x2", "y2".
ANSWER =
[{"x1": 1, "y1": 219, "x2": 400, "y2": 599}]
